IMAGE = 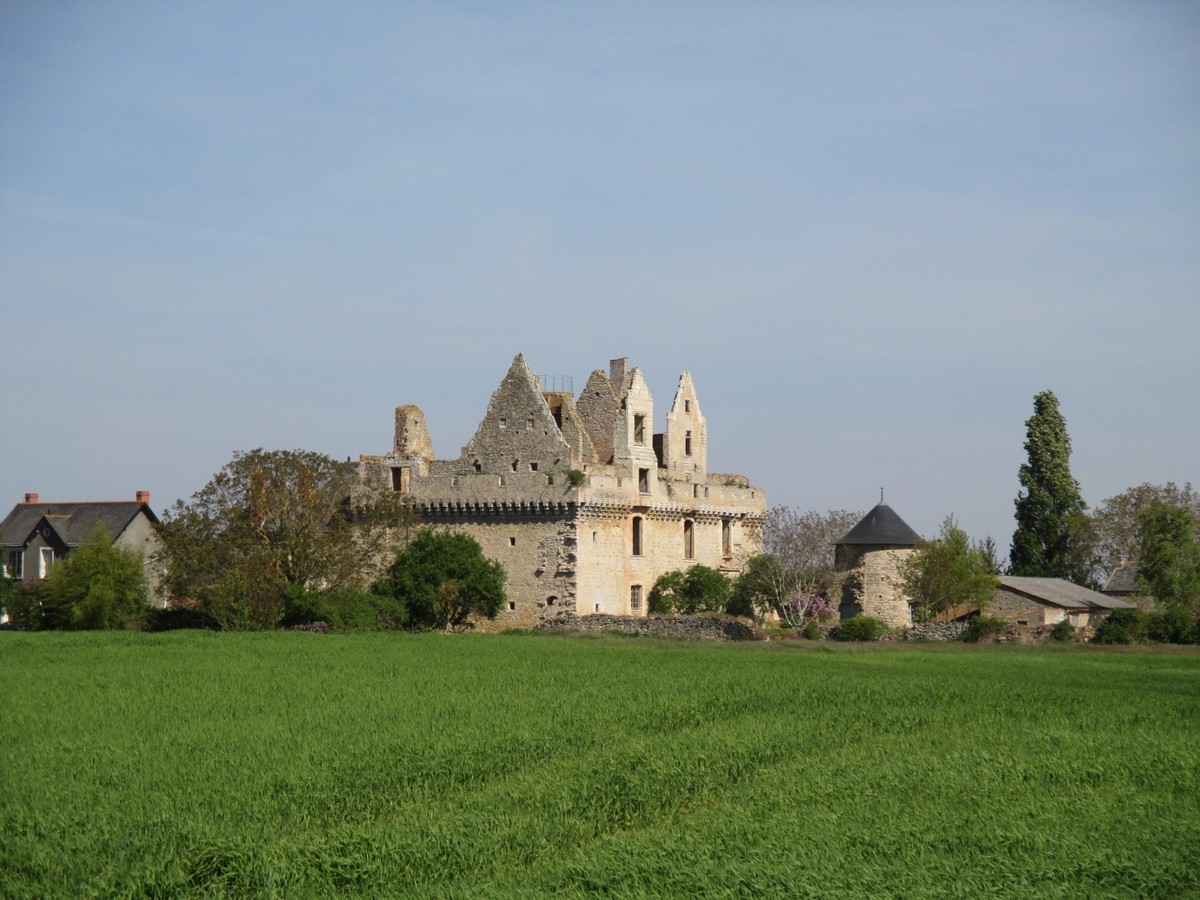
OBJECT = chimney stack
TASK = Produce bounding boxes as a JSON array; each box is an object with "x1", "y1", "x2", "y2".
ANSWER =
[
  {"x1": 24, "y1": 493, "x2": 39, "y2": 504},
  {"x1": 136, "y1": 490, "x2": 151, "y2": 505}
]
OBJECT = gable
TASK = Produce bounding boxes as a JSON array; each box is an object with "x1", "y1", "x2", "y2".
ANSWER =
[{"x1": 458, "y1": 354, "x2": 573, "y2": 475}]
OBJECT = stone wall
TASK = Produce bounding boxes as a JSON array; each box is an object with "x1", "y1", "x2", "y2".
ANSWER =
[
  {"x1": 988, "y1": 588, "x2": 1047, "y2": 626},
  {"x1": 537, "y1": 613, "x2": 759, "y2": 641},
  {"x1": 906, "y1": 621, "x2": 969, "y2": 641},
  {"x1": 837, "y1": 545, "x2": 913, "y2": 628}
]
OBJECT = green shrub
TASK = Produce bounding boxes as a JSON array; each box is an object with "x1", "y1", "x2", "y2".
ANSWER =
[
  {"x1": 566, "y1": 469, "x2": 586, "y2": 487},
  {"x1": 837, "y1": 616, "x2": 887, "y2": 641},
  {"x1": 801, "y1": 619, "x2": 821, "y2": 640},
  {"x1": 1145, "y1": 608, "x2": 1198, "y2": 645},
  {"x1": 283, "y1": 586, "x2": 408, "y2": 632},
  {"x1": 1049, "y1": 619, "x2": 1075, "y2": 642},
  {"x1": 1093, "y1": 608, "x2": 1146, "y2": 645},
  {"x1": 961, "y1": 616, "x2": 1006, "y2": 643},
  {"x1": 39, "y1": 524, "x2": 148, "y2": 630},
  {"x1": 649, "y1": 566, "x2": 730, "y2": 614},
  {"x1": 145, "y1": 604, "x2": 218, "y2": 631},
  {"x1": 1, "y1": 581, "x2": 43, "y2": 630}
]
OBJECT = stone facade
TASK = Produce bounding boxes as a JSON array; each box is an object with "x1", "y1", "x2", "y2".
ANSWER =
[{"x1": 359, "y1": 355, "x2": 765, "y2": 629}]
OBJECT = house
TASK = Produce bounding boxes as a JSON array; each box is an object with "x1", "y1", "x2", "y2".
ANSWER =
[
  {"x1": 835, "y1": 499, "x2": 921, "y2": 628},
  {"x1": 1102, "y1": 562, "x2": 1141, "y2": 598},
  {"x1": 0, "y1": 492, "x2": 165, "y2": 605},
  {"x1": 989, "y1": 576, "x2": 1136, "y2": 628},
  {"x1": 356, "y1": 354, "x2": 766, "y2": 628}
]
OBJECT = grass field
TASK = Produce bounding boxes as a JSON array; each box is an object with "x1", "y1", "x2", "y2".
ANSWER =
[{"x1": 1, "y1": 632, "x2": 1198, "y2": 898}]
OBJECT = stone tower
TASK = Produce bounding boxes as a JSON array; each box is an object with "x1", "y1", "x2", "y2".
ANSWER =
[{"x1": 835, "y1": 500, "x2": 921, "y2": 628}]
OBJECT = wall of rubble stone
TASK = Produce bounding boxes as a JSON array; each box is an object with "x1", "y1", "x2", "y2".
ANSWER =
[
  {"x1": 537, "y1": 613, "x2": 759, "y2": 641},
  {"x1": 906, "y1": 621, "x2": 969, "y2": 641}
]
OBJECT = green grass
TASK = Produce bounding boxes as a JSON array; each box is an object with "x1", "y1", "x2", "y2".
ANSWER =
[{"x1": 1, "y1": 633, "x2": 1198, "y2": 898}]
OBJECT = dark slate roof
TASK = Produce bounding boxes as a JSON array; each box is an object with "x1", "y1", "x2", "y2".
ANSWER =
[
  {"x1": 837, "y1": 502, "x2": 921, "y2": 547},
  {"x1": 0, "y1": 502, "x2": 157, "y2": 548},
  {"x1": 1103, "y1": 562, "x2": 1141, "y2": 595},
  {"x1": 997, "y1": 576, "x2": 1136, "y2": 610}
]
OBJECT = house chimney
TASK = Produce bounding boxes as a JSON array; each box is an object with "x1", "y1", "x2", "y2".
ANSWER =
[
  {"x1": 24, "y1": 493, "x2": 39, "y2": 504},
  {"x1": 136, "y1": 490, "x2": 151, "y2": 505}
]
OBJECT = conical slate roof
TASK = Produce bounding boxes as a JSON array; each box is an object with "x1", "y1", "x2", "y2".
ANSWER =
[{"x1": 837, "y1": 502, "x2": 921, "y2": 547}]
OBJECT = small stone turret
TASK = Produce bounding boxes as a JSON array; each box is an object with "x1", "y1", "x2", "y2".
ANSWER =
[{"x1": 835, "y1": 500, "x2": 920, "y2": 627}]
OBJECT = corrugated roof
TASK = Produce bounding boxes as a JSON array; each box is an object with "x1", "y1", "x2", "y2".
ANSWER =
[
  {"x1": 837, "y1": 502, "x2": 921, "y2": 546},
  {"x1": 1, "y1": 502, "x2": 156, "y2": 548},
  {"x1": 997, "y1": 576, "x2": 1137, "y2": 610}
]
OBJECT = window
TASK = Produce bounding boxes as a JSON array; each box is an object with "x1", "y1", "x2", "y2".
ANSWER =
[
  {"x1": 526, "y1": 417, "x2": 534, "y2": 430},
  {"x1": 391, "y1": 466, "x2": 410, "y2": 493},
  {"x1": 473, "y1": 460, "x2": 482, "y2": 473},
  {"x1": 638, "y1": 468, "x2": 650, "y2": 494},
  {"x1": 508, "y1": 601, "x2": 516, "y2": 611},
  {"x1": 509, "y1": 536, "x2": 516, "y2": 547},
  {"x1": 5, "y1": 550, "x2": 22, "y2": 579},
  {"x1": 683, "y1": 520, "x2": 695, "y2": 559},
  {"x1": 546, "y1": 596, "x2": 557, "y2": 607},
  {"x1": 39, "y1": 547, "x2": 54, "y2": 578},
  {"x1": 499, "y1": 417, "x2": 507, "y2": 429},
  {"x1": 632, "y1": 516, "x2": 643, "y2": 556},
  {"x1": 684, "y1": 399, "x2": 691, "y2": 413},
  {"x1": 634, "y1": 414, "x2": 646, "y2": 444},
  {"x1": 693, "y1": 484, "x2": 701, "y2": 498},
  {"x1": 722, "y1": 518, "x2": 732, "y2": 556},
  {"x1": 529, "y1": 462, "x2": 538, "y2": 472},
  {"x1": 685, "y1": 430, "x2": 692, "y2": 456},
  {"x1": 511, "y1": 459, "x2": 519, "y2": 472},
  {"x1": 630, "y1": 585, "x2": 642, "y2": 612}
]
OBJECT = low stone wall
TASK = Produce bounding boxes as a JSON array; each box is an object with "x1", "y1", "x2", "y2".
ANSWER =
[
  {"x1": 906, "y1": 621, "x2": 969, "y2": 641},
  {"x1": 537, "y1": 613, "x2": 760, "y2": 642}
]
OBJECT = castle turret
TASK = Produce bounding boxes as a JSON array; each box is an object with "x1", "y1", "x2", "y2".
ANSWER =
[{"x1": 835, "y1": 500, "x2": 920, "y2": 627}]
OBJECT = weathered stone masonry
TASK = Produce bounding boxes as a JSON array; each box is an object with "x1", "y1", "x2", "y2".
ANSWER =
[{"x1": 359, "y1": 355, "x2": 766, "y2": 630}]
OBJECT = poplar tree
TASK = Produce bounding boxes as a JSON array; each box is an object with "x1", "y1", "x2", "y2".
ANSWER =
[{"x1": 1009, "y1": 390, "x2": 1092, "y2": 582}]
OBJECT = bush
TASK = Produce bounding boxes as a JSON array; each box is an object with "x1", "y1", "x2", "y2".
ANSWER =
[
  {"x1": 39, "y1": 525, "x2": 148, "y2": 630},
  {"x1": 375, "y1": 529, "x2": 505, "y2": 631},
  {"x1": 282, "y1": 586, "x2": 408, "y2": 632},
  {"x1": 961, "y1": 616, "x2": 1006, "y2": 643},
  {"x1": 1, "y1": 581, "x2": 43, "y2": 630},
  {"x1": 801, "y1": 619, "x2": 821, "y2": 640},
  {"x1": 1145, "y1": 608, "x2": 1198, "y2": 645},
  {"x1": 837, "y1": 616, "x2": 887, "y2": 642},
  {"x1": 566, "y1": 469, "x2": 586, "y2": 487},
  {"x1": 1049, "y1": 619, "x2": 1075, "y2": 642},
  {"x1": 1093, "y1": 608, "x2": 1146, "y2": 645},
  {"x1": 648, "y1": 566, "x2": 731, "y2": 615},
  {"x1": 145, "y1": 604, "x2": 218, "y2": 631}
]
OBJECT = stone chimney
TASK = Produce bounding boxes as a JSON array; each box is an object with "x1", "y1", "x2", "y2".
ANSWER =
[
  {"x1": 136, "y1": 490, "x2": 151, "y2": 505},
  {"x1": 24, "y1": 493, "x2": 39, "y2": 504}
]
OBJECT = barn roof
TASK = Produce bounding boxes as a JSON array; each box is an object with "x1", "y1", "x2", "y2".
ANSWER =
[{"x1": 997, "y1": 576, "x2": 1136, "y2": 610}]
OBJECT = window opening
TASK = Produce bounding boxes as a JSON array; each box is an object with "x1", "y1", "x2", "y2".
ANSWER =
[
  {"x1": 634, "y1": 414, "x2": 646, "y2": 444},
  {"x1": 509, "y1": 537, "x2": 516, "y2": 547},
  {"x1": 630, "y1": 585, "x2": 642, "y2": 612},
  {"x1": 529, "y1": 462, "x2": 539, "y2": 472},
  {"x1": 511, "y1": 459, "x2": 519, "y2": 472},
  {"x1": 5, "y1": 550, "x2": 22, "y2": 579},
  {"x1": 499, "y1": 417, "x2": 507, "y2": 429},
  {"x1": 722, "y1": 518, "x2": 732, "y2": 556},
  {"x1": 683, "y1": 519, "x2": 695, "y2": 559},
  {"x1": 685, "y1": 430, "x2": 692, "y2": 456},
  {"x1": 632, "y1": 516, "x2": 643, "y2": 556},
  {"x1": 638, "y1": 468, "x2": 650, "y2": 494}
]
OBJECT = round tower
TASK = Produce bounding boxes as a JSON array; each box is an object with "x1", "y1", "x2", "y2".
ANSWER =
[{"x1": 835, "y1": 500, "x2": 921, "y2": 627}]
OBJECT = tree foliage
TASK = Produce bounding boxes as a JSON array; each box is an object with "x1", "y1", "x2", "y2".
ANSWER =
[
  {"x1": 733, "y1": 507, "x2": 860, "y2": 621},
  {"x1": 158, "y1": 448, "x2": 415, "y2": 630},
  {"x1": 39, "y1": 524, "x2": 148, "y2": 630},
  {"x1": 1136, "y1": 501, "x2": 1200, "y2": 617},
  {"x1": 1010, "y1": 391, "x2": 1092, "y2": 583},
  {"x1": 648, "y1": 565, "x2": 731, "y2": 614},
  {"x1": 900, "y1": 516, "x2": 999, "y2": 623},
  {"x1": 374, "y1": 529, "x2": 505, "y2": 631},
  {"x1": 1089, "y1": 482, "x2": 1199, "y2": 585}
]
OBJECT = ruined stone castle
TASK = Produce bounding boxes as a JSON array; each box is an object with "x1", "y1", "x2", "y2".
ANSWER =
[{"x1": 358, "y1": 355, "x2": 766, "y2": 628}]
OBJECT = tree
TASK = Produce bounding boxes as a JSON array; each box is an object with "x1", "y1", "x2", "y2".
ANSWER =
[
  {"x1": 731, "y1": 507, "x2": 860, "y2": 621},
  {"x1": 1090, "y1": 482, "x2": 1199, "y2": 584},
  {"x1": 648, "y1": 564, "x2": 730, "y2": 614},
  {"x1": 899, "y1": 516, "x2": 999, "y2": 623},
  {"x1": 39, "y1": 524, "x2": 148, "y2": 630},
  {"x1": 1136, "y1": 501, "x2": 1200, "y2": 618},
  {"x1": 158, "y1": 448, "x2": 415, "y2": 630},
  {"x1": 374, "y1": 529, "x2": 505, "y2": 631},
  {"x1": 1010, "y1": 391, "x2": 1093, "y2": 583}
]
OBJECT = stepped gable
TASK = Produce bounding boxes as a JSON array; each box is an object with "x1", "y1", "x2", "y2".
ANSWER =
[{"x1": 838, "y1": 502, "x2": 921, "y2": 547}]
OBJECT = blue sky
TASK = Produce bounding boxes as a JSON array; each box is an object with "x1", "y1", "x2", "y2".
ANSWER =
[{"x1": 2, "y1": 1, "x2": 1197, "y2": 559}]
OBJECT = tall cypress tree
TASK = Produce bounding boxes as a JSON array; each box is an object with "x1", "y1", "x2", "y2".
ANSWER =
[{"x1": 1010, "y1": 390, "x2": 1091, "y2": 581}]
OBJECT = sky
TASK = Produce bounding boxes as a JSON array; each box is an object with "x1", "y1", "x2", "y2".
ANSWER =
[{"x1": 2, "y1": 1, "x2": 1197, "y2": 561}]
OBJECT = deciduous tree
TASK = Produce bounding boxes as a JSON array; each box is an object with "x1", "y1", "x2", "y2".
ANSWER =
[
  {"x1": 374, "y1": 529, "x2": 505, "y2": 631},
  {"x1": 1136, "y1": 501, "x2": 1200, "y2": 618},
  {"x1": 900, "y1": 516, "x2": 999, "y2": 623},
  {"x1": 159, "y1": 448, "x2": 415, "y2": 630},
  {"x1": 1010, "y1": 391, "x2": 1092, "y2": 583},
  {"x1": 1090, "y1": 482, "x2": 1199, "y2": 584},
  {"x1": 730, "y1": 507, "x2": 860, "y2": 621},
  {"x1": 40, "y1": 524, "x2": 148, "y2": 630},
  {"x1": 648, "y1": 564, "x2": 730, "y2": 614}
]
